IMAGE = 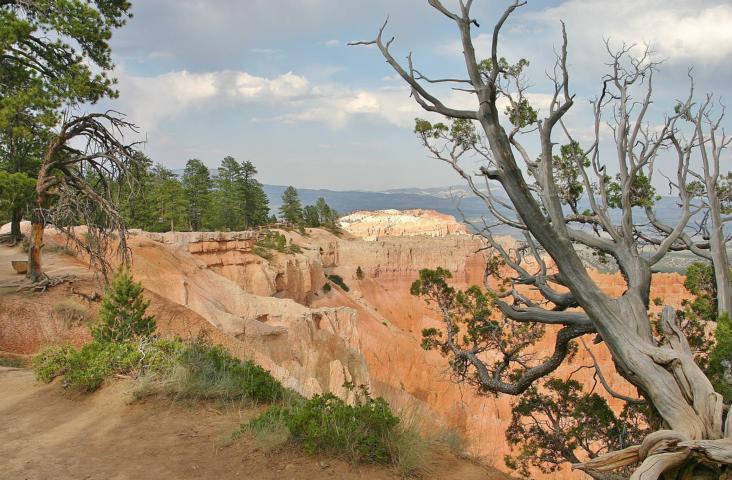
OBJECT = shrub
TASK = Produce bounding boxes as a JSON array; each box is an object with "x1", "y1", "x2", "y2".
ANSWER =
[
  {"x1": 322, "y1": 282, "x2": 331, "y2": 293},
  {"x1": 707, "y1": 313, "x2": 732, "y2": 402},
  {"x1": 248, "y1": 388, "x2": 399, "y2": 464},
  {"x1": 327, "y1": 274, "x2": 350, "y2": 292},
  {"x1": 91, "y1": 268, "x2": 156, "y2": 343},
  {"x1": 288, "y1": 240, "x2": 302, "y2": 253},
  {"x1": 0, "y1": 356, "x2": 23, "y2": 368},
  {"x1": 33, "y1": 336, "x2": 287, "y2": 399},
  {"x1": 32, "y1": 345, "x2": 76, "y2": 382},
  {"x1": 356, "y1": 266, "x2": 364, "y2": 280},
  {"x1": 138, "y1": 337, "x2": 288, "y2": 404},
  {"x1": 255, "y1": 230, "x2": 302, "y2": 255},
  {"x1": 256, "y1": 231, "x2": 287, "y2": 252},
  {"x1": 252, "y1": 245, "x2": 273, "y2": 260},
  {"x1": 33, "y1": 342, "x2": 140, "y2": 391},
  {"x1": 171, "y1": 340, "x2": 286, "y2": 403},
  {"x1": 64, "y1": 341, "x2": 141, "y2": 391}
]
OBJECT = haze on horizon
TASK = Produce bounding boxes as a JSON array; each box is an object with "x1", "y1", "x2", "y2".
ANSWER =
[{"x1": 100, "y1": 0, "x2": 732, "y2": 191}]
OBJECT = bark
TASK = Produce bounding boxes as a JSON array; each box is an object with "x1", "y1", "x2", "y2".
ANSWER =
[
  {"x1": 705, "y1": 180, "x2": 731, "y2": 318},
  {"x1": 10, "y1": 208, "x2": 22, "y2": 240},
  {"x1": 27, "y1": 216, "x2": 44, "y2": 282}
]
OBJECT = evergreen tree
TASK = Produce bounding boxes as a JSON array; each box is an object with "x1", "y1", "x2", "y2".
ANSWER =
[
  {"x1": 240, "y1": 160, "x2": 270, "y2": 228},
  {"x1": 315, "y1": 197, "x2": 339, "y2": 229},
  {"x1": 213, "y1": 156, "x2": 245, "y2": 230},
  {"x1": 118, "y1": 151, "x2": 153, "y2": 229},
  {"x1": 182, "y1": 159, "x2": 212, "y2": 231},
  {"x1": 303, "y1": 205, "x2": 321, "y2": 227},
  {"x1": 147, "y1": 165, "x2": 188, "y2": 232},
  {"x1": 279, "y1": 186, "x2": 304, "y2": 225},
  {"x1": 91, "y1": 268, "x2": 156, "y2": 343}
]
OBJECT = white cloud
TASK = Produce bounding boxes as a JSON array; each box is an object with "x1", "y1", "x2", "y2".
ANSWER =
[
  {"x1": 529, "y1": 0, "x2": 732, "y2": 63},
  {"x1": 113, "y1": 67, "x2": 435, "y2": 132},
  {"x1": 323, "y1": 39, "x2": 340, "y2": 47}
]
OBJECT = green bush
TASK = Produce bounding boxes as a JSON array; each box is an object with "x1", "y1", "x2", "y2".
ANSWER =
[
  {"x1": 252, "y1": 245, "x2": 273, "y2": 260},
  {"x1": 91, "y1": 268, "x2": 156, "y2": 343},
  {"x1": 33, "y1": 344, "x2": 76, "y2": 382},
  {"x1": 164, "y1": 339, "x2": 286, "y2": 403},
  {"x1": 708, "y1": 313, "x2": 732, "y2": 402},
  {"x1": 255, "y1": 231, "x2": 302, "y2": 256},
  {"x1": 322, "y1": 282, "x2": 332, "y2": 293},
  {"x1": 327, "y1": 274, "x2": 350, "y2": 292},
  {"x1": 248, "y1": 389, "x2": 399, "y2": 464},
  {"x1": 33, "y1": 342, "x2": 140, "y2": 391},
  {"x1": 33, "y1": 336, "x2": 287, "y2": 400},
  {"x1": 64, "y1": 341, "x2": 141, "y2": 391}
]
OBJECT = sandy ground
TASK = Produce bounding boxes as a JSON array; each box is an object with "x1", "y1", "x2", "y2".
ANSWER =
[{"x1": 0, "y1": 368, "x2": 509, "y2": 480}]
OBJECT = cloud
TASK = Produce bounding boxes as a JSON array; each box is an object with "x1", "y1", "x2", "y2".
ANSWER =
[
  {"x1": 323, "y1": 39, "x2": 340, "y2": 47},
  {"x1": 112, "y1": 67, "x2": 430, "y2": 132},
  {"x1": 528, "y1": 0, "x2": 732, "y2": 64},
  {"x1": 112, "y1": 69, "x2": 317, "y2": 132}
]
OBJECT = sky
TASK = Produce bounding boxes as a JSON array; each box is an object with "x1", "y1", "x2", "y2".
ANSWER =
[{"x1": 99, "y1": 0, "x2": 732, "y2": 190}]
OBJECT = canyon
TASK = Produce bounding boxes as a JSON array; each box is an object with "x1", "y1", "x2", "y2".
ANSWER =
[{"x1": 0, "y1": 211, "x2": 693, "y2": 479}]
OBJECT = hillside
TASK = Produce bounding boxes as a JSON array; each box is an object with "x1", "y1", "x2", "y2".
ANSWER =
[{"x1": 0, "y1": 367, "x2": 507, "y2": 480}]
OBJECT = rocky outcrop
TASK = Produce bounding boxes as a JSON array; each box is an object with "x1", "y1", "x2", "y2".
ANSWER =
[
  {"x1": 123, "y1": 233, "x2": 368, "y2": 401},
  {"x1": 339, "y1": 209, "x2": 468, "y2": 241},
  {"x1": 131, "y1": 229, "x2": 325, "y2": 304}
]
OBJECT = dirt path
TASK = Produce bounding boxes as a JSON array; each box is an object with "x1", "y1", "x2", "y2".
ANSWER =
[{"x1": 0, "y1": 368, "x2": 509, "y2": 480}]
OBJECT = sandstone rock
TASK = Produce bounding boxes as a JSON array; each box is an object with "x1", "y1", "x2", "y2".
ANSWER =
[{"x1": 339, "y1": 209, "x2": 468, "y2": 240}]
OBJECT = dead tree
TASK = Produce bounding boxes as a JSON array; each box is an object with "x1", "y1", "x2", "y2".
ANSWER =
[
  {"x1": 641, "y1": 96, "x2": 732, "y2": 319},
  {"x1": 28, "y1": 111, "x2": 142, "y2": 283},
  {"x1": 353, "y1": 1, "x2": 732, "y2": 478}
]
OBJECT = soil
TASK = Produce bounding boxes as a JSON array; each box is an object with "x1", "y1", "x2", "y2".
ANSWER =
[{"x1": 0, "y1": 368, "x2": 511, "y2": 480}]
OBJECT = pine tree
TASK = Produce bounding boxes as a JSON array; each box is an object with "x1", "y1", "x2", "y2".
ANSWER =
[
  {"x1": 279, "y1": 186, "x2": 304, "y2": 225},
  {"x1": 240, "y1": 160, "x2": 270, "y2": 228},
  {"x1": 149, "y1": 165, "x2": 188, "y2": 232},
  {"x1": 92, "y1": 268, "x2": 156, "y2": 343},
  {"x1": 315, "y1": 197, "x2": 339, "y2": 229},
  {"x1": 182, "y1": 159, "x2": 212, "y2": 231},
  {"x1": 303, "y1": 205, "x2": 320, "y2": 227},
  {"x1": 213, "y1": 156, "x2": 245, "y2": 230}
]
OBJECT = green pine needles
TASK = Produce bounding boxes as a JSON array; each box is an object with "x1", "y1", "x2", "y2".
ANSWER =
[{"x1": 91, "y1": 268, "x2": 156, "y2": 343}]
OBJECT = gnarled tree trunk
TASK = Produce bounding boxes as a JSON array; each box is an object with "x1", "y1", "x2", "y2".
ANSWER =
[{"x1": 352, "y1": 1, "x2": 732, "y2": 478}]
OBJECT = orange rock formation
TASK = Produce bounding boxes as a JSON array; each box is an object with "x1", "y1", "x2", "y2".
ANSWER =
[{"x1": 0, "y1": 212, "x2": 694, "y2": 479}]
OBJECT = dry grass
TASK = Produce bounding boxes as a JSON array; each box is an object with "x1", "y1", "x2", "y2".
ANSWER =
[
  {"x1": 383, "y1": 402, "x2": 473, "y2": 478},
  {"x1": 46, "y1": 244, "x2": 77, "y2": 257},
  {"x1": 53, "y1": 299, "x2": 93, "y2": 328}
]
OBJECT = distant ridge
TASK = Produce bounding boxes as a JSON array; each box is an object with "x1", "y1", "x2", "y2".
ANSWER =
[{"x1": 171, "y1": 169, "x2": 704, "y2": 237}]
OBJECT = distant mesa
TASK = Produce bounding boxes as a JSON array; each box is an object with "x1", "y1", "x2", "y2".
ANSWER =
[{"x1": 339, "y1": 209, "x2": 468, "y2": 241}]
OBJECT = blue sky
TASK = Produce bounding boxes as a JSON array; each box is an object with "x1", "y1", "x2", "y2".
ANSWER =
[{"x1": 100, "y1": 0, "x2": 732, "y2": 190}]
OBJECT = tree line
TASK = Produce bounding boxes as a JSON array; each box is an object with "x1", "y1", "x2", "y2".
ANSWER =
[
  {"x1": 112, "y1": 156, "x2": 339, "y2": 233},
  {"x1": 0, "y1": 0, "x2": 339, "y2": 281}
]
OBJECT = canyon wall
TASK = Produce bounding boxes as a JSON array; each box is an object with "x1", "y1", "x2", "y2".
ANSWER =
[
  {"x1": 339, "y1": 209, "x2": 468, "y2": 241},
  {"x1": 310, "y1": 212, "x2": 693, "y2": 478},
  {"x1": 0, "y1": 214, "x2": 696, "y2": 479}
]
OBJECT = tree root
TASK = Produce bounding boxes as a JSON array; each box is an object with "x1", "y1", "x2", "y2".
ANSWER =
[
  {"x1": 574, "y1": 430, "x2": 732, "y2": 479},
  {"x1": 15, "y1": 274, "x2": 78, "y2": 292}
]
